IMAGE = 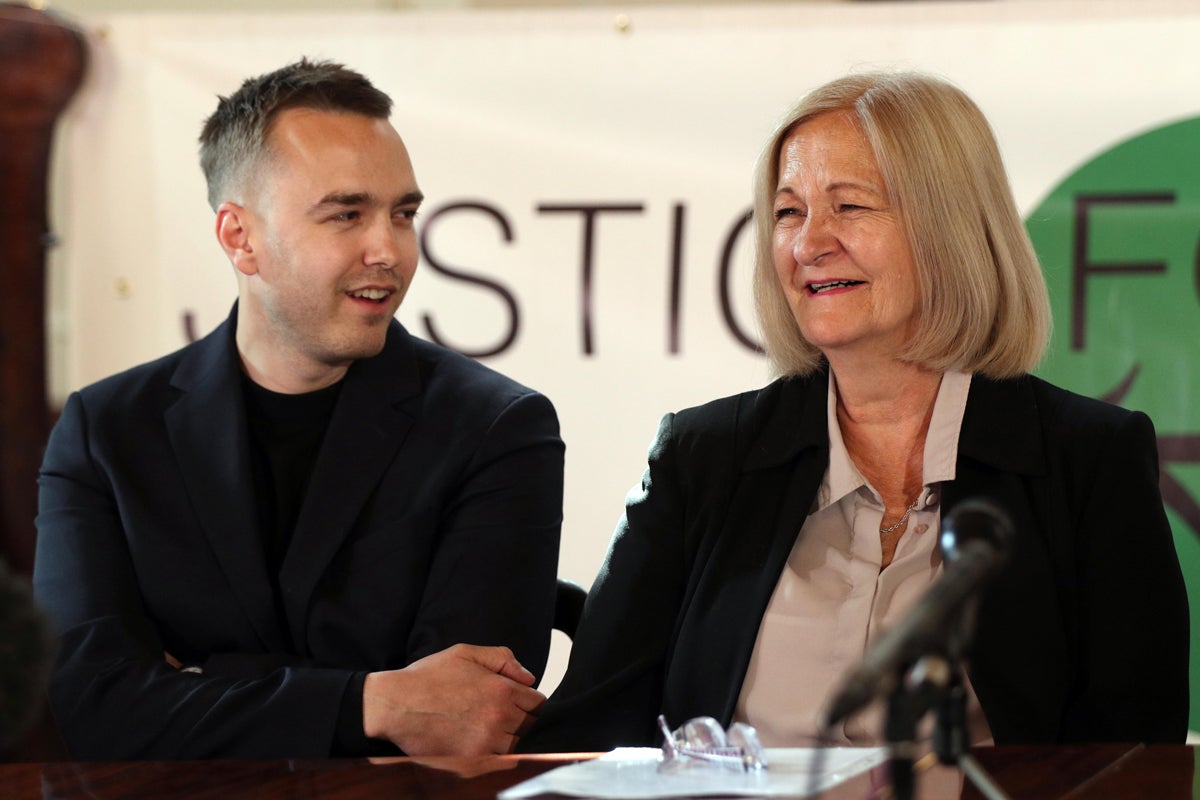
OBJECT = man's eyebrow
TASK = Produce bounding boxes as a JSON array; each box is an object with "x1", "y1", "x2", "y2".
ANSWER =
[
  {"x1": 309, "y1": 192, "x2": 370, "y2": 214},
  {"x1": 308, "y1": 190, "x2": 424, "y2": 215}
]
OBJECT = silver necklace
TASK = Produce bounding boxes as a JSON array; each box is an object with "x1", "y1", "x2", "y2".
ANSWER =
[{"x1": 879, "y1": 498, "x2": 920, "y2": 534}]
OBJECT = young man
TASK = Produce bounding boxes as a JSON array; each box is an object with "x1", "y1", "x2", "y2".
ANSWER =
[{"x1": 34, "y1": 59, "x2": 563, "y2": 759}]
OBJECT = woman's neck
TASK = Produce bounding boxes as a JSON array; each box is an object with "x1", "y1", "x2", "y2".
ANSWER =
[{"x1": 832, "y1": 360, "x2": 943, "y2": 505}]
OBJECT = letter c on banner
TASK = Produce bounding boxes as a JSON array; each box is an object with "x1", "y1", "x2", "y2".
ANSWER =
[{"x1": 718, "y1": 209, "x2": 764, "y2": 354}]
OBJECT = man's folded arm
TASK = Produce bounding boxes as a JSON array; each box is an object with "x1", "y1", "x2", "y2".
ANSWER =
[{"x1": 34, "y1": 394, "x2": 354, "y2": 759}]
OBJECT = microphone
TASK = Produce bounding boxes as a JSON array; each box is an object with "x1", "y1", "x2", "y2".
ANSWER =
[
  {"x1": 823, "y1": 498, "x2": 1014, "y2": 729},
  {"x1": 0, "y1": 557, "x2": 56, "y2": 750}
]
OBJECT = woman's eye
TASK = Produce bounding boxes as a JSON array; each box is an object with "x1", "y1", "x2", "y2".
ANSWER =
[{"x1": 774, "y1": 207, "x2": 804, "y2": 220}]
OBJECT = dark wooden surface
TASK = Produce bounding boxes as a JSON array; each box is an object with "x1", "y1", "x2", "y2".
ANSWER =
[
  {"x1": 0, "y1": 3, "x2": 86, "y2": 576},
  {"x1": 0, "y1": 746, "x2": 1193, "y2": 799}
]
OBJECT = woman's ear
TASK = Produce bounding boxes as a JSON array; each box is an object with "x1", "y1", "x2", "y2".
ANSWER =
[{"x1": 215, "y1": 202, "x2": 257, "y2": 276}]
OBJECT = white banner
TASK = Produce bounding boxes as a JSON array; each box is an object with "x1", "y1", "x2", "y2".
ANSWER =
[{"x1": 47, "y1": 0, "x2": 1200, "y2": 698}]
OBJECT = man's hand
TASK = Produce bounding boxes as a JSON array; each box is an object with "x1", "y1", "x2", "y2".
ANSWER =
[{"x1": 362, "y1": 644, "x2": 546, "y2": 756}]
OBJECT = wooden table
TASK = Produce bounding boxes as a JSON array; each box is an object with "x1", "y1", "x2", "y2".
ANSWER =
[{"x1": 0, "y1": 745, "x2": 1193, "y2": 799}]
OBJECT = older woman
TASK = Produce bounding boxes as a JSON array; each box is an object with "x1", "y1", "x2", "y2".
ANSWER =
[{"x1": 521, "y1": 72, "x2": 1188, "y2": 752}]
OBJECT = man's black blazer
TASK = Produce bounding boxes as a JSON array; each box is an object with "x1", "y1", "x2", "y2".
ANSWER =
[
  {"x1": 521, "y1": 369, "x2": 1188, "y2": 751},
  {"x1": 34, "y1": 308, "x2": 564, "y2": 759}
]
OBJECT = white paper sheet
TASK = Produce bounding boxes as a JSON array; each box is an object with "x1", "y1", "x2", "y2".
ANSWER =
[{"x1": 500, "y1": 747, "x2": 889, "y2": 798}]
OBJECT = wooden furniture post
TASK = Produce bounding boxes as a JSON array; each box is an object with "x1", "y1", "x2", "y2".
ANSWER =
[{"x1": 0, "y1": 3, "x2": 86, "y2": 574}]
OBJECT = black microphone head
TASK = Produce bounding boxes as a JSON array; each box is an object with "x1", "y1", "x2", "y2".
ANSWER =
[{"x1": 939, "y1": 498, "x2": 1014, "y2": 565}]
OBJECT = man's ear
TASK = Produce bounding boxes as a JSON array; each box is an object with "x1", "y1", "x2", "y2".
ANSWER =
[{"x1": 215, "y1": 202, "x2": 258, "y2": 276}]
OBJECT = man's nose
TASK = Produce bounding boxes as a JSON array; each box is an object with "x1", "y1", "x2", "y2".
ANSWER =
[{"x1": 364, "y1": 215, "x2": 405, "y2": 269}]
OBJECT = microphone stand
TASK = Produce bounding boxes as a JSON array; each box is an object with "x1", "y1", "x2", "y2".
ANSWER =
[
  {"x1": 883, "y1": 654, "x2": 952, "y2": 800},
  {"x1": 827, "y1": 500, "x2": 1017, "y2": 799},
  {"x1": 880, "y1": 653, "x2": 1011, "y2": 800},
  {"x1": 932, "y1": 670, "x2": 1010, "y2": 800},
  {"x1": 878, "y1": 594, "x2": 1011, "y2": 800},
  {"x1": 884, "y1": 684, "x2": 921, "y2": 800}
]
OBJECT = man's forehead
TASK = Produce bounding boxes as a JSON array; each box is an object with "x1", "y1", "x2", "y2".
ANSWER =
[
  {"x1": 259, "y1": 108, "x2": 419, "y2": 201},
  {"x1": 266, "y1": 107, "x2": 403, "y2": 149}
]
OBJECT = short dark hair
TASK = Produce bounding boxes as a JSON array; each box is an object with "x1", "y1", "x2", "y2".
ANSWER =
[{"x1": 198, "y1": 58, "x2": 393, "y2": 211}]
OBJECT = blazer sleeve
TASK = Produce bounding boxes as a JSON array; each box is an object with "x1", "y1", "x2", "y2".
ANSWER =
[
  {"x1": 403, "y1": 390, "x2": 564, "y2": 682},
  {"x1": 34, "y1": 392, "x2": 353, "y2": 759},
  {"x1": 1060, "y1": 408, "x2": 1189, "y2": 742},
  {"x1": 520, "y1": 412, "x2": 689, "y2": 752}
]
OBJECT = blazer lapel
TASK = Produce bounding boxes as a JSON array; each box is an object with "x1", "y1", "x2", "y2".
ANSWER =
[
  {"x1": 278, "y1": 321, "x2": 420, "y2": 650},
  {"x1": 952, "y1": 375, "x2": 1045, "y2": 484},
  {"x1": 666, "y1": 372, "x2": 833, "y2": 724},
  {"x1": 941, "y1": 375, "x2": 1070, "y2": 742},
  {"x1": 165, "y1": 310, "x2": 287, "y2": 652},
  {"x1": 944, "y1": 374, "x2": 1048, "y2": 527}
]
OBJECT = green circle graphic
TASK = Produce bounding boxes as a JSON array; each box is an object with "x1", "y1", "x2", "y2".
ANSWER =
[{"x1": 1026, "y1": 115, "x2": 1200, "y2": 731}]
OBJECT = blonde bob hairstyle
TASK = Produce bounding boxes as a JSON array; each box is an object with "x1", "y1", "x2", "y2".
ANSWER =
[{"x1": 752, "y1": 72, "x2": 1051, "y2": 378}]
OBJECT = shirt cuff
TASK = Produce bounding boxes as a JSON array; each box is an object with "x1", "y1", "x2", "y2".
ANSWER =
[{"x1": 332, "y1": 671, "x2": 403, "y2": 757}]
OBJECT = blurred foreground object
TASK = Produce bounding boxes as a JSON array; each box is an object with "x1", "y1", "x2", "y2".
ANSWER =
[
  {"x1": 0, "y1": 557, "x2": 55, "y2": 750},
  {"x1": 0, "y1": 2, "x2": 86, "y2": 574}
]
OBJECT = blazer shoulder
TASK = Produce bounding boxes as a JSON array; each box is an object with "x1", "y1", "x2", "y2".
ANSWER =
[
  {"x1": 71, "y1": 312, "x2": 236, "y2": 412},
  {"x1": 1020, "y1": 374, "x2": 1150, "y2": 435},
  {"x1": 407, "y1": 334, "x2": 557, "y2": 418},
  {"x1": 72, "y1": 340, "x2": 200, "y2": 414},
  {"x1": 667, "y1": 371, "x2": 826, "y2": 463}
]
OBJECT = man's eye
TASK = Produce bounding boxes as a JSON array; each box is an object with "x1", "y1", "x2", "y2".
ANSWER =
[
  {"x1": 332, "y1": 211, "x2": 360, "y2": 222},
  {"x1": 395, "y1": 209, "x2": 419, "y2": 222}
]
